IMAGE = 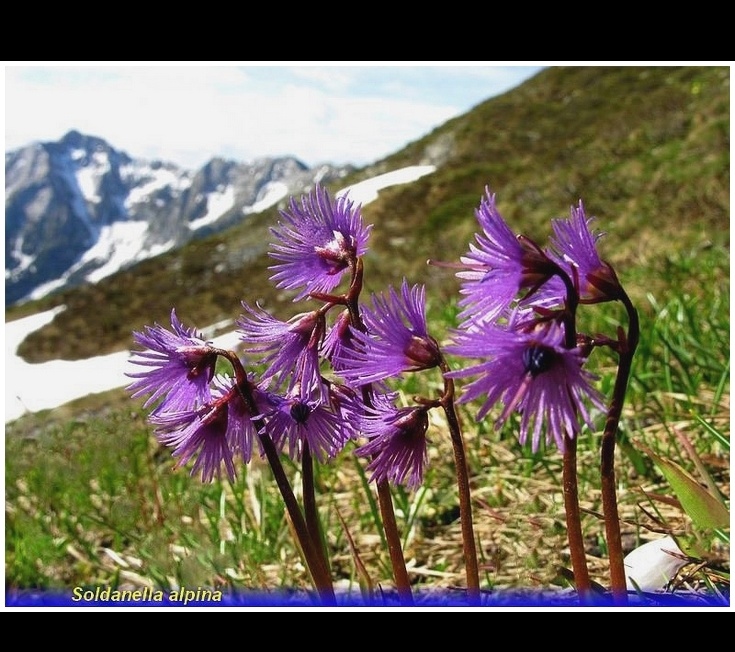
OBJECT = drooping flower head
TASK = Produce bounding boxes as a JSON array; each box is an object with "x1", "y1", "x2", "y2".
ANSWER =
[
  {"x1": 454, "y1": 188, "x2": 557, "y2": 326},
  {"x1": 446, "y1": 314, "x2": 605, "y2": 452},
  {"x1": 335, "y1": 279, "x2": 441, "y2": 386},
  {"x1": 353, "y1": 390, "x2": 431, "y2": 490},
  {"x1": 149, "y1": 374, "x2": 266, "y2": 483},
  {"x1": 269, "y1": 184, "x2": 373, "y2": 301},
  {"x1": 320, "y1": 309, "x2": 356, "y2": 372},
  {"x1": 237, "y1": 303, "x2": 325, "y2": 399},
  {"x1": 126, "y1": 308, "x2": 217, "y2": 414},
  {"x1": 325, "y1": 381, "x2": 363, "y2": 442},
  {"x1": 151, "y1": 403, "x2": 234, "y2": 483},
  {"x1": 547, "y1": 200, "x2": 622, "y2": 303}
]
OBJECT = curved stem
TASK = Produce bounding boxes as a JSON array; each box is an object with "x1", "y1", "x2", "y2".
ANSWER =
[
  {"x1": 302, "y1": 444, "x2": 331, "y2": 579},
  {"x1": 600, "y1": 291, "x2": 639, "y2": 605},
  {"x1": 439, "y1": 360, "x2": 481, "y2": 605},
  {"x1": 231, "y1": 375, "x2": 335, "y2": 604},
  {"x1": 562, "y1": 433, "x2": 592, "y2": 602},
  {"x1": 376, "y1": 479, "x2": 414, "y2": 605}
]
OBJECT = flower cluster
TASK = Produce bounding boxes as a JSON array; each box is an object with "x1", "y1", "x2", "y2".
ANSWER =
[
  {"x1": 127, "y1": 179, "x2": 637, "y2": 604},
  {"x1": 127, "y1": 185, "x2": 442, "y2": 487},
  {"x1": 444, "y1": 187, "x2": 622, "y2": 452}
]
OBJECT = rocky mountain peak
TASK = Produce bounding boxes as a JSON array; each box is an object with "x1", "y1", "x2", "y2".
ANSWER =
[{"x1": 5, "y1": 132, "x2": 354, "y2": 306}]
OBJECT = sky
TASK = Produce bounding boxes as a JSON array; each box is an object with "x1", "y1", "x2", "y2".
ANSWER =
[{"x1": 4, "y1": 62, "x2": 545, "y2": 169}]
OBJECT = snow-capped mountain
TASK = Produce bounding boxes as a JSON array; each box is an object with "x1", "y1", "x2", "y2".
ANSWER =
[{"x1": 5, "y1": 130, "x2": 354, "y2": 306}]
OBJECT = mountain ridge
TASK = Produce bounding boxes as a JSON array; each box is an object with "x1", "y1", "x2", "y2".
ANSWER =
[{"x1": 5, "y1": 129, "x2": 354, "y2": 305}]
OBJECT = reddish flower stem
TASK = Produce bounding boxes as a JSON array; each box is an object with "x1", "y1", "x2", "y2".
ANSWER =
[
  {"x1": 346, "y1": 258, "x2": 414, "y2": 605},
  {"x1": 562, "y1": 434, "x2": 592, "y2": 602},
  {"x1": 302, "y1": 444, "x2": 332, "y2": 578},
  {"x1": 258, "y1": 430, "x2": 335, "y2": 604},
  {"x1": 600, "y1": 291, "x2": 639, "y2": 605},
  {"x1": 376, "y1": 479, "x2": 414, "y2": 605},
  {"x1": 224, "y1": 351, "x2": 335, "y2": 604},
  {"x1": 550, "y1": 264, "x2": 594, "y2": 600},
  {"x1": 437, "y1": 355, "x2": 481, "y2": 604}
]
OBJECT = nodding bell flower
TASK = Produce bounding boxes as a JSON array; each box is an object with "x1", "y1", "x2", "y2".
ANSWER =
[
  {"x1": 127, "y1": 308, "x2": 218, "y2": 414},
  {"x1": 259, "y1": 383, "x2": 351, "y2": 463},
  {"x1": 335, "y1": 279, "x2": 442, "y2": 386},
  {"x1": 547, "y1": 200, "x2": 623, "y2": 304},
  {"x1": 446, "y1": 313, "x2": 605, "y2": 453},
  {"x1": 148, "y1": 372, "x2": 259, "y2": 483},
  {"x1": 353, "y1": 390, "x2": 431, "y2": 490},
  {"x1": 237, "y1": 304, "x2": 326, "y2": 399},
  {"x1": 452, "y1": 188, "x2": 558, "y2": 326},
  {"x1": 268, "y1": 184, "x2": 372, "y2": 301}
]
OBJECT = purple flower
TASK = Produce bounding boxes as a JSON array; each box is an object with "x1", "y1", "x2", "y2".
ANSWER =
[
  {"x1": 454, "y1": 188, "x2": 556, "y2": 325},
  {"x1": 260, "y1": 386, "x2": 350, "y2": 463},
  {"x1": 547, "y1": 201, "x2": 622, "y2": 303},
  {"x1": 335, "y1": 279, "x2": 441, "y2": 386},
  {"x1": 149, "y1": 375, "x2": 263, "y2": 482},
  {"x1": 213, "y1": 375, "x2": 268, "y2": 464},
  {"x1": 321, "y1": 309, "x2": 355, "y2": 372},
  {"x1": 446, "y1": 316, "x2": 604, "y2": 452},
  {"x1": 325, "y1": 381, "x2": 363, "y2": 441},
  {"x1": 237, "y1": 304, "x2": 325, "y2": 399},
  {"x1": 353, "y1": 391, "x2": 430, "y2": 490},
  {"x1": 127, "y1": 309, "x2": 217, "y2": 413},
  {"x1": 268, "y1": 184, "x2": 372, "y2": 301}
]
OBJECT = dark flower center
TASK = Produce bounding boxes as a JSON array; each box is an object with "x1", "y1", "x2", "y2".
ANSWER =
[
  {"x1": 522, "y1": 344, "x2": 557, "y2": 377},
  {"x1": 290, "y1": 401, "x2": 312, "y2": 424},
  {"x1": 395, "y1": 407, "x2": 430, "y2": 441}
]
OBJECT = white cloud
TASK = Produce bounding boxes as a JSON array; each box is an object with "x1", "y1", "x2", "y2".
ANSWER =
[{"x1": 4, "y1": 63, "x2": 544, "y2": 169}]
